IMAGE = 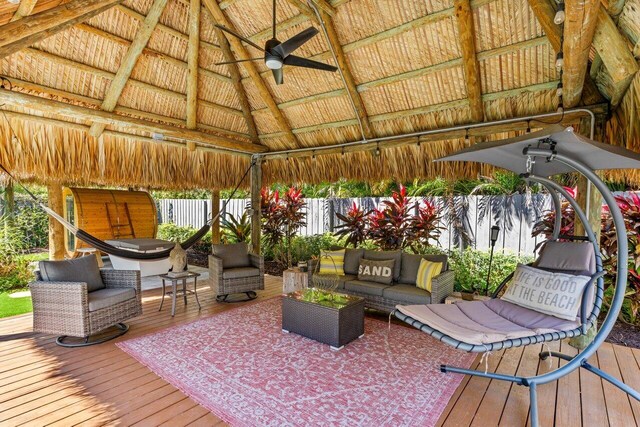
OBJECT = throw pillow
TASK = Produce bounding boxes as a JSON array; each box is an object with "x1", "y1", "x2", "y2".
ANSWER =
[
  {"x1": 416, "y1": 259, "x2": 443, "y2": 292},
  {"x1": 39, "y1": 255, "x2": 105, "y2": 293},
  {"x1": 357, "y1": 259, "x2": 395, "y2": 285},
  {"x1": 501, "y1": 264, "x2": 591, "y2": 321},
  {"x1": 318, "y1": 249, "x2": 345, "y2": 275}
]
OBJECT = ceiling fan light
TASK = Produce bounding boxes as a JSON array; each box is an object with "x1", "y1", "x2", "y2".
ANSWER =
[{"x1": 265, "y1": 58, "x2": 283, "y2": 70}]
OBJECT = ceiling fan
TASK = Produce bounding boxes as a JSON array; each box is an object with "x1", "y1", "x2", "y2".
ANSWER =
[{"x1": 214, "y1": 0, "x2": 337, "y2": 85}]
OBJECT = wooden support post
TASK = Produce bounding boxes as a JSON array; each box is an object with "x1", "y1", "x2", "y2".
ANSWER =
[
  {"x1": 211, "y1": 190, "x2": 221, "y2": 245},
  {"x1": 186, "y1": 0, "x2": 200, "y2": 151},
  {"x1": 47, "y1": 182, "x2": 65, "y2": 261},
  {"x1": 250, "y1": 160, "x2": 262, "y2": 255},
  {"x1": 0, "y1": 0, "x2": 123, "y2": 59}
]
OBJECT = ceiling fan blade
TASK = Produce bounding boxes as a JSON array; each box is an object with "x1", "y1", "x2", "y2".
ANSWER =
[
  {"x1": 272, "y1": 68, "x2": 284, "y2": 85},
  {"x1": 214, "y1": 24, "x2": 265, "y2": 52},
  {"x1": 215, "y1": 58, "x2": 263, "y2": 65},
  {"x1": 283, "y1": 55, "x2": 338, "y2": 72},
  {"x1": 272, "y1": 27, "x2": 318, "y2": 58}
]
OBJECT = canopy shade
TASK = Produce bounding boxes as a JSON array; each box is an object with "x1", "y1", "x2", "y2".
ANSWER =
[{"x1": 435, "y1": 125, "x2": 640, "y2": 177}]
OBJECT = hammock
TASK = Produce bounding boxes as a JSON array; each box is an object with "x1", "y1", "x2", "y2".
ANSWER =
[{"x1": 0, "y1": 106, "x2": 255, "y2": 261}]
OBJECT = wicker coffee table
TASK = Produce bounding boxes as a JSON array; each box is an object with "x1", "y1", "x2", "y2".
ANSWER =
[{"x1": 282, "y1": 288, "x2": 365, "y2": 350}]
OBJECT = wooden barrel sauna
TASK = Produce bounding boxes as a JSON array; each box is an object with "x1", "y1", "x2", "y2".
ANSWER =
[{"x1": 62, "y1": 188, "x2": 158, "y2": 257}]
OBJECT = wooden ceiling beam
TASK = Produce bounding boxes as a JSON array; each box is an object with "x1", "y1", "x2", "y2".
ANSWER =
[
  {"x1": 216, "y1": 28, "x2": 260, "y2": 144},
  {"x1": 527, "y1": 0, "x2": 604, "y2": 106},
  {"x1": 0, "y1": 0, "x2": 122, "y2": 59},
  {"x1": 186, "y1": 0, "x2": 200, "y2": 151},
  {"x1": 592, "y1": 5, "x2": 639, "y2": 106},
  {"x1": 453, "y1": 0, "x2": 484, "y2": 122},
  {"x1": 10, "y1": 0, "x2": 37, "y2": 22},
  {"x1": 0, "y1": 89, "x2": 266, "y2": 153},
  {"x1": 315, "y1": 7, "x2": 374, "y2": 138},
  {"x1": 22, "y1": 47, "x2": 243, "y2": 120},
  {"x1": 89, "y1": 0, "x2": 169, "y2": 137},
  {"x1": 203, "y1": 0, "x2": 299, "y2": 148},
  {"x1": 259, "y1": 80, "x2": 560, "y2": 139},
  {"x1": 7, "y1": 78, "x2": 251, "y2": 140},
  {"x1": 563, "y1": 0, "x2": 600, "y2": 108}
]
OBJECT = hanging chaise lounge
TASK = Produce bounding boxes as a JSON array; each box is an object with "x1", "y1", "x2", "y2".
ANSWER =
[{"x1": 393, "y1": 124, "x2": 640, "y2": 427}]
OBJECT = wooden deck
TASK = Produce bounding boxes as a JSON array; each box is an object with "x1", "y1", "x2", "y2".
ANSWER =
[{"x1": 1, "y1": 276, "x2": 639, "y2": 426}]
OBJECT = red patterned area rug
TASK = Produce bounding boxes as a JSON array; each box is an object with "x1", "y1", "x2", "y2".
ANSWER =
[{"x1": 117, "y1": 298, "x2": 475, "y2": 426}]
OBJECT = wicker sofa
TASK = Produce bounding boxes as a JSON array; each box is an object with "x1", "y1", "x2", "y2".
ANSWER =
[{"x1": 308, "y1": 248, "x2": 454, "y2": 313}]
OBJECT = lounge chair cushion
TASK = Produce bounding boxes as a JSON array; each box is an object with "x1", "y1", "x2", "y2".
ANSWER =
[
  {"x1": 537, "y1": 241, "x2": 596, "y2": 275},
  {"x1": 383, "y1": 284, "x2": 431, "y2": 305},
  {"x1": 88, "y1": 288, "x2": 136, "y2": 312},
  {"x1": 39, "y1": 256, "x2": 105, "y2": 293},
  {"x1": 364, "y1": 250, "x2": 402, "y2": 281},
  {"x1": 222, "y1": 267, "x2": 260, "y2": 280},
  {"x1": 399, "y1": 253, "x2": 448, "y2": 284},
  {"x1": 312, "y1": 274, "x2": 357, "y2": 290},
  {"x1": 343, "y1": 248, "x2": 365, "y2": 275},
  {"x1": 212, "y1": 243, "x2": 251, "y2": 269},
  {"x1": 396, "y1": 299, "x2": 580, "y2": 346},
  {"x1": 345, "y1": 280, "x2": 390, "y2": 297}
]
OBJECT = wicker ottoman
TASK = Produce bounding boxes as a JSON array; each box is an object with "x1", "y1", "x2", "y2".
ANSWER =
[{"x1": 282, "y1": 289, "x2": 365, "y2": 350}]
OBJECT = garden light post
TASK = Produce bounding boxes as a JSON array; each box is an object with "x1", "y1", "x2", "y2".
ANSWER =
[{"x1": 485, "y1": 225, "x2": 500, "y2": 296}]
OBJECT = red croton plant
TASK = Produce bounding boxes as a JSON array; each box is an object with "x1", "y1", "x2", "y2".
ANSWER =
[
  {"x1": 335, "y1": 185, "x2": 443, "y2": 252},
  {"x1": 260, "y1": 187, "x2": 306, "y2": 268}
]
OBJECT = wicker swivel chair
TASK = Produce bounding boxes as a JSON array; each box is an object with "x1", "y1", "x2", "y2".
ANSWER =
[
  {"x1": 30, "y1": 255, "x2": 142, "y2": 347},
  {"x1": 209, "y1": 242, "x2": 264, "y2": 302}
]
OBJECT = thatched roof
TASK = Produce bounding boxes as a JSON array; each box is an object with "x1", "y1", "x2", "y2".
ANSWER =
[{"x1": 0, "y1": 0, "x2": 638, "y2": 190}]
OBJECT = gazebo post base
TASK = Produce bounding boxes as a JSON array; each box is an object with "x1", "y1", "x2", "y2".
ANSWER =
[{"x1": 56, "y1": 323, "x2": 129, "y2": 347}]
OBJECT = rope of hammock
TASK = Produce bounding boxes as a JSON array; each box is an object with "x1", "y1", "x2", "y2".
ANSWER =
[{"x1": 0, "y1": 102, "x2": 256, "y2": 261}]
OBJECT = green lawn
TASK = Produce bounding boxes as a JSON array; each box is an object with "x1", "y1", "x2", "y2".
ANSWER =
[{"x1": 0, "y1": 292, "x2": 32, "y2": 319}]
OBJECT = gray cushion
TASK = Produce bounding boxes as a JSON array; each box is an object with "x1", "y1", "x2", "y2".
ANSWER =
[
  {"x1": 382, "y1": 284, "x2": 431, "y2": 305},
  {"x1": 88, "y1": 288, "x2": 136, "y2": 312},
  {"x1": 364, "y1": 250, "x2": 402, "y2": 281},
  {"x1": 399, "y1": 253, "x2": 448, "y2": 284},
  {"x1": 222, "y1": 267, "x2": 260, "y2": 280},
  {"x1": 343, "y1": 248, "x2": 364, "y2": 275},
  {"x1": 357, "y1": 259, "x2": 395, "y2": 285},
  {"x1": 39, "y1": 256, "x2": 105, "y2": 293},
  {"x1": 537, "y1": 241, "x2": 595, "y2": 276},
  {"x1": 212, "y1": 243, "x2": 251, "y2": 269},
  {"x1": 312, "y1": 274, "x2": 357, "y2": 290},
  {"x1": 344, "y1": 280, "x2": 391, "y2": 297}
]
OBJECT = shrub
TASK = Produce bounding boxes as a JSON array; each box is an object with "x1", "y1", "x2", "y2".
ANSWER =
[
  {"x1": 262, "y1": 234, "x2": 341, "y2": 266},
  {"x1": 221, "y1": 212, "x2": 251, "y2": 244},
  {"x1": 157, "y1": 223, "x2": 212, "y2": 253},
  {"x1": 0, "y1": 218, "x2": 34, "y2": 292},
  {"x1": 448, "y1": 248, "x2": 533, "y2": 295}
]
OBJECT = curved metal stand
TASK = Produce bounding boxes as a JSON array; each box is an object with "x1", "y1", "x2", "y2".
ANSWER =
[
  {"x1": 216, "y1": 291, "x2": 257, "y2": 303},
  {"x1": 436, "y1": 149, "x2": 640, "y2": 426},
  {"x1": 56, "y1": 323, "x2": 129, "y2": 347}
]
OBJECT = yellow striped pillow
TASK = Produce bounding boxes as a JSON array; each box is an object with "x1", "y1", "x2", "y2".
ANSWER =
[
  {"x1": 416, "y1": 259, "x2": 443, "y2": 292},
  {"x1": 318, "y1": 249, "x2": 345, "y2": 275}
]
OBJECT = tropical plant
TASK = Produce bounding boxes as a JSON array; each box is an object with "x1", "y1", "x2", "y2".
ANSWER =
[
  {"x1": 367, "y1": 184, "x2": 414, "y2": 250},
  {"x1": 0, "y1": 217, "x2": 33, "y2": 292},
  {"x1": 260, "y1": 188, "x2": 285, "y2": 247},
  {"x1": 334, "y1": 202, "x2": 370, "y2": 247},
  {"x1": 406, "y1": 199, "x2": 443, "y2": 251},
  {"x1": 221, "y1": 211, "x2": 251, "y2": 244},
  {"x1": 531, "y1": 187, "x2": 577, "y2": 250}
]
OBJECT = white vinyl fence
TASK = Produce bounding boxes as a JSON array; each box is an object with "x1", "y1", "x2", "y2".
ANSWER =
[{"x1": 156, "y1": 195, "x2": 554, "y2": 255}]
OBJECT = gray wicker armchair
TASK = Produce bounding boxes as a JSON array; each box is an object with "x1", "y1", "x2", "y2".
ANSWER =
[
  {"x1": 30, "y1": 256, "x2": 142, "y2": 347},
  {"x1": 209, "y1": 242, "x2": 264, "y2": 302}
]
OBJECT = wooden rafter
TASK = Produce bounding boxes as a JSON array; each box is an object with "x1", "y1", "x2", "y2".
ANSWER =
[
  {"x1": 89, "y1": 0, "x2": 169, "y2": 137},
  {"x1": 0, "y1": 0, "x2": 122, "y2": 59},
  {"x1": 10, "y1": 0, "x2": 37, "y2": 22},
  {"x1": 592, "y1": 5, "x2": 639, "y2": 106},
  {"x1": 215, "y1": 28, "x2": 260, "y2": 144},
  {"x1": 203, "y1": 0, "x2": 299, "y2": 148},
  {"x1": 186, "y1": 0, "x2": 200, "y2": 151},
  {"x1": 453, "y1": 0, "x2": 484, "y2": 122},
  {"x1": 563, "y1": 0, "x2": 599, "y2": 108},
  {"x1": 0, "y1": 89, "x2": 266, "y2": 153},
  {"x1": 527, "y1": 0, "x2": 603, "y2": 106}
]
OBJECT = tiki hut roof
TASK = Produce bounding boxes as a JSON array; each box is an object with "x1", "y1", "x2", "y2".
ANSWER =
[{"x1": 0, "y1": 0, "x2": 639, "y2": 190}]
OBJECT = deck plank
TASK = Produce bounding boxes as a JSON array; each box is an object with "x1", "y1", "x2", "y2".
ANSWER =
[{"x1": 0, "y1": 276, "x2": 637, "y2": 426}]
